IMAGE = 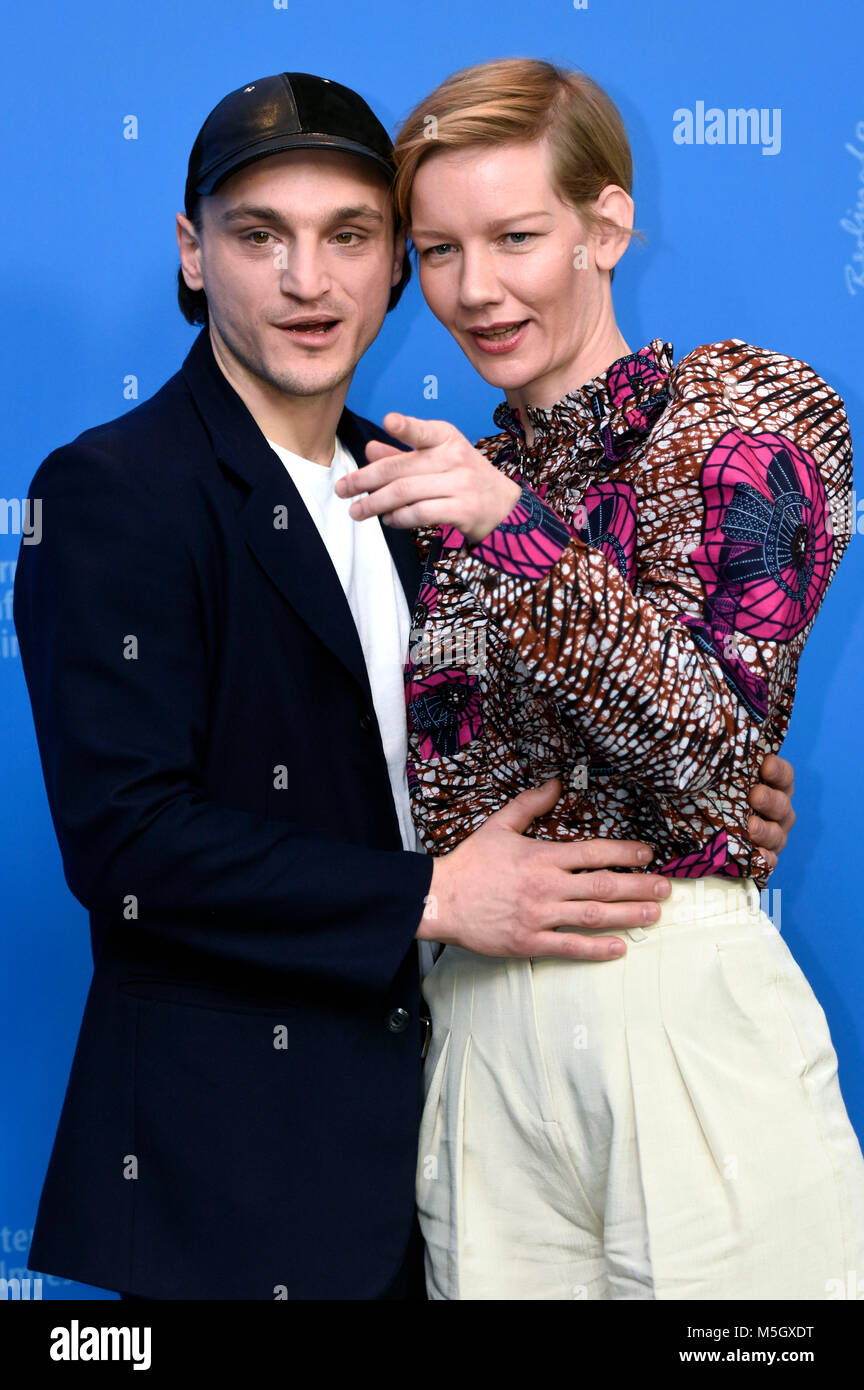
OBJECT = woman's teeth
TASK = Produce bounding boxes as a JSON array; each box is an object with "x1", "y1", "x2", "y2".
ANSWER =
[{"x1": 476, "y1": 323, "x2": 523, "y2": 340}]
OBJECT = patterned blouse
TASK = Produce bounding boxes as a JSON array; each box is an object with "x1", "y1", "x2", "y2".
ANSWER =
[{"x1": 404, "y1": 339, "x2": 852, "y2": 888}]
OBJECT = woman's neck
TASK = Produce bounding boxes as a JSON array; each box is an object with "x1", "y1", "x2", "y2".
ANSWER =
[{"x1": 508, "y1": 324, "x2": 633, "y2": 450}]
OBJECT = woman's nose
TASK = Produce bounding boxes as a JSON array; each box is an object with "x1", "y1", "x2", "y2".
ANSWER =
[{"x1": 458, "y1": 250, "x2": 504, "y2": 308}]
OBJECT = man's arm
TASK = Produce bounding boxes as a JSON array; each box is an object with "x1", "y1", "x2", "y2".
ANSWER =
[
  {"x1": 14, "y1": 443, "x2": 433, "y2": 997},
  {"x1": 16, "y1": 443, "x2": 676, "y2": 980}
]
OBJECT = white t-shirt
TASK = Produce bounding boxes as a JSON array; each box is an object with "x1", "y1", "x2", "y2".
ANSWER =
[{"x1": 266, "y1": 434, "x2": 438, "y2": 976}]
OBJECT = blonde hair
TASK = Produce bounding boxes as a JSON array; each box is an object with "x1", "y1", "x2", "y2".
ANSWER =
[{"x1": 392, "y1": 58, "x2": 646, "y2": 270}]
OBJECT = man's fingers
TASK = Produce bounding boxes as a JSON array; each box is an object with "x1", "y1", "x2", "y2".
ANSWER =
[
  {"x1": 381, "y1": 412, "x2": 456, "y2": 451},
  {"x1": 518, "y1": 873, "x2": 678, "y2": 951},
  {"x1": 557, "y1": 866, "x2": 671, "y2": 903},
  {"x1": 522, "y1": 930, "x2": 628, "y2": 962},
  {"x1": 542, "y1": 836, "x2": 655, "y2": 873},
  {"x1": 758, "y1": 751, "x2": 794, "y2": 793},
  {"x1": 749, "y1": 812, "x2": 783, "y2": 849},
  {"x1": 748, "y1": 811, "x2": 787, "y2": 855},
  {"x1": 747, "y1": 781, "x2": 793, "y2": 826},
  {"x1": 555, "y1": 896, "x2": 664, "y2": 928},
  {"x1": 749, "y1": 752, "x2": 794, "y2": 864}
]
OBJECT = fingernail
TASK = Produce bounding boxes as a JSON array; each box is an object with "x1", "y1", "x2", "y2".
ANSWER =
[
  {"x1": 609, "y1": 941, "x2": 626, "y2": 956},
  {"x1": 750, "y1": 817, "x2": 764, "y2": 834},
  {"x1": 653, "y1": 879, "x2": 671, "y2": 897},
  {"x1": 637, "y1": 847, "x2": 653, "y2": 862},
  {"x1": 642, "y1": 903, "x2": 660, "y2": 922}
]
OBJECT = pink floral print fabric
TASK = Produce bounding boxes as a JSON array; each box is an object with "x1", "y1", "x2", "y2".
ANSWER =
[{"x1": 404, "y1": 339, "x2": 852, "y2": 886}]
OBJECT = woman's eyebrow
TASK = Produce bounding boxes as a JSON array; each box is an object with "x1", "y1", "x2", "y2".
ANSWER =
[
  {"x1": 487, "y1": 210, "x2": 554, "y2": 230},
  {"x1": 412, "y1": 210, "x2": 554, "y2": 238}
]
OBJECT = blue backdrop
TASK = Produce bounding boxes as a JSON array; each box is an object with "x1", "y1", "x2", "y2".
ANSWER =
[{"x1": 1, "y1": 0, "x2": 862, "y2": 1299}]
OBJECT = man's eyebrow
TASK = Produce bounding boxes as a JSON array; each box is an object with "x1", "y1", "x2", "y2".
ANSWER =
[
  {"x1": 411, "y1": 210, "x2": 554, "y2": 238},
  {"x1": 219, "y1": 203, "x2": 386, "y2": 226},
  {"x1": 328, "y1": 204, "x2": 386, "y2": 223}
]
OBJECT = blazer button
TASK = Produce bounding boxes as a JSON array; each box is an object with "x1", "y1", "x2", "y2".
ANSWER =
[
  {"x1": 385, "y1": 1007, "x2": 411, "y2": 1033},
  {"x1": 359, "y1": 711, "x2": 373, "y2": 733}
]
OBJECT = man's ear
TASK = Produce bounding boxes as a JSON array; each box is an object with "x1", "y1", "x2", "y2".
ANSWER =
[
  {"x1": 391, "y1": 225, "x2": 407, "y2": 289},
  {"x1": 176, "y1": 211, "x2": 204, "y2": 292}
]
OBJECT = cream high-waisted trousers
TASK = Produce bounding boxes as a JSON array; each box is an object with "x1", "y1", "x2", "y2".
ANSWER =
[{"x1": 416, "y1": 876, "x2": 864, "y2": 1300}]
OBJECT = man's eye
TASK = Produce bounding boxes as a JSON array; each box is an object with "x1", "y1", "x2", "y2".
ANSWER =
[
  {"x1": 247, "y1": 230, "x2": 272, "y2": 245},
  {"x1": 333, "y1": 232, "x2": 361, "y2": 245}
]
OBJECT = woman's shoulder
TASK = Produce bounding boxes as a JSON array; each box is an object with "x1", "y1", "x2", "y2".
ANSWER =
[
  {"x1": 668, "y1": 338, "x2": 847, "y2": 413},
  {"x1": 649, "y1": 338, "x2": 852, "y2": 490}
]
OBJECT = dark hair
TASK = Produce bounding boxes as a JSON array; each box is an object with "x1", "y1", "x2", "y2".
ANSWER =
[{"x1": 177, "y1": 189, "x2": 412, "y2": 326}]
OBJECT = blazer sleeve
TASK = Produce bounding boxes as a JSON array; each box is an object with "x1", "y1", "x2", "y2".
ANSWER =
[
  {"x1": 13, "y1": 441, "x2": 433, "y2": 997},
  {"x1": 449, "y1": 345, "x2": 853, "y2": 795}
]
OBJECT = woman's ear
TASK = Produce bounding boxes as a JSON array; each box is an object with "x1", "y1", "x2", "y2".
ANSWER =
[{"x1": 592, "y1": 185, "x2": 635, "y2": 273}]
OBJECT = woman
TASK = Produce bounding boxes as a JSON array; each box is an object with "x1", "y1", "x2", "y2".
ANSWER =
[{"x1": 337, "y1": 59, "x2": 864, "y2": 1299}]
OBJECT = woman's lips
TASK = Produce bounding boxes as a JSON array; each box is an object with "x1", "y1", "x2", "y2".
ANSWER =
[{"x1": 467, "y1": 320, "x2": 529, "y2": 354}]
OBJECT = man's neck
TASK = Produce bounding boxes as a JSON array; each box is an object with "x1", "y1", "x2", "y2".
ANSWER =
[{"x1": 209, "y1": 328, "x2": 349, "y2": 467}]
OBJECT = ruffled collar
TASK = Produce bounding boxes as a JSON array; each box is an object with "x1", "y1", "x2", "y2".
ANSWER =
[{"x1": 492, "y1": 338, "x2": 675, "y2": 477}]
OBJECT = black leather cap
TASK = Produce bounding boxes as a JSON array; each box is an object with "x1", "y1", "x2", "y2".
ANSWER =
[{"x1": 185, "y1": 72, "x2": 396, "y2": 214}]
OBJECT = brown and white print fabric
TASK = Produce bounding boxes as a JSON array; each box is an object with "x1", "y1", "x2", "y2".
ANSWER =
[{"x1": 404, "y1": 339, "x2": 852, "y2": 887}]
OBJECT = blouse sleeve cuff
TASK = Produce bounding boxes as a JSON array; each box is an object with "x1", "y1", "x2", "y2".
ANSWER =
[{"x1": 460, "y1": 482, "x2": 574, "y2": 581}]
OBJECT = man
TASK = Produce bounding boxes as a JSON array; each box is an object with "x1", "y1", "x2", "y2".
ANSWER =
[{"x1": 14, "y1": 72, "x2": 795, "y2": 1300}]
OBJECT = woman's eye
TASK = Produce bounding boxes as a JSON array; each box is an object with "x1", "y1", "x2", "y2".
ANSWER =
[
  {"x1": 422, "y1": 243, "x2": 455, "y2": 258},
  {"x1": 503, "y1": 232, "x2": 532, "y2": 246}
]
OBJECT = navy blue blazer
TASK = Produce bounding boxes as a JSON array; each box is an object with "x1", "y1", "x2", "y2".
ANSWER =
[{"x1": 14, "y1": 327, "x2": 435, "y2": 1299}]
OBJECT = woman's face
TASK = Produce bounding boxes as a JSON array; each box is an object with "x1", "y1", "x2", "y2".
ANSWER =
[{"x1": 410, "y1": 137, "x2": 621, "y2": 409}]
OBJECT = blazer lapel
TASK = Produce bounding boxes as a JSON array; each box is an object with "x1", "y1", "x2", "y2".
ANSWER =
[{"x1": 181, "y1": 328, "x2": 417, "y2": 703}]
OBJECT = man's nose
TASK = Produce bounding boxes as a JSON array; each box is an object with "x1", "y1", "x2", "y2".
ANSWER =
[{"x1": 277, "y1": 239, "x2": 333, "y2": 301}]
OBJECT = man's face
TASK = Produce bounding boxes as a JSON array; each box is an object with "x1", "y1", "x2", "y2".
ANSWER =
[{"x1": 178, "y1": 148, "x2": 404, "y2": 400}]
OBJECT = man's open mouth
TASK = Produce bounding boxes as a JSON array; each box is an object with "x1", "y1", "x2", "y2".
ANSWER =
[{"x1": 276, "y1": 319, "x2": 341, "y2": 337}]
